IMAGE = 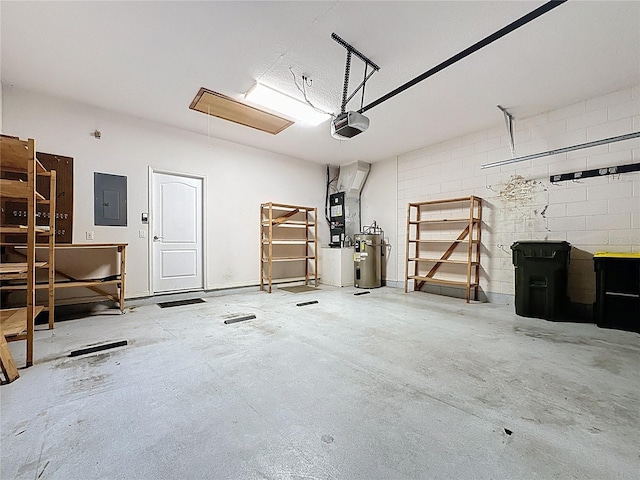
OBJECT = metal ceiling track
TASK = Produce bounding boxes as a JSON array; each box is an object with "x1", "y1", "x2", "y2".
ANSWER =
[
  {"x1": 358, "y1": 0, "x2": 567, "y2": 114},
  {"x1": 331, "y1": 33, "x2": 380, "y2": 114},
  {"x1": 481, "y1": 131, "x2": 640, "y2": 169}
]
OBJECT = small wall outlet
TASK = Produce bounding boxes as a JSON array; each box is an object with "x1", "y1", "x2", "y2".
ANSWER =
[
  {"x1": 139, "y1": 230, "x2": 146, "y2": 238},
  {"x1": 86, "y1": 231, "x2": 94, "y2": 240}
]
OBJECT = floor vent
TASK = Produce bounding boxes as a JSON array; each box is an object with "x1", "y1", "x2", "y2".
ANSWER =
[
  {"x1": 69, "y1": 340, "x2": 128, "y2": 357},
  {"x1": 158, "y1": 298, "x2": 206, "y2": 309}
]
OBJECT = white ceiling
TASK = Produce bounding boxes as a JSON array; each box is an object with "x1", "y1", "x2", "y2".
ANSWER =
[{"x1": 2, "y1": 1, "x2": 639, "y2": 165}]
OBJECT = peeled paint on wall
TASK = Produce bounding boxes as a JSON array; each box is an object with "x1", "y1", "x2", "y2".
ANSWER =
[{"x1": 494, "y1": 174, "x2": 551, "y2": 246}]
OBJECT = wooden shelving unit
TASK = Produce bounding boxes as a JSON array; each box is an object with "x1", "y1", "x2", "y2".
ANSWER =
[
  {"x1": 404, "y1": 196, "x2": 482, "y2": 303},
  {"x1": 260, "y1": 202, "x2": 318, "y2": 293},
  {"x1": 0, "y1": 243, "x2": 127, "y2": 313},
  {"x1": 0, "y1": 135, "x2": 56, "y2": 382}
]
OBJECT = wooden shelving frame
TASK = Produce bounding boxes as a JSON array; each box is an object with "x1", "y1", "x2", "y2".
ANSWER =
[
  {"x1": 0, "y1": 136, "x2": 56, "y2": 382},
  {"x1": 0, "y1": 243, "x2": 127, "y2": 313},
  {"x1": 260, "y1": 202, "x2": 318, "y2": 293},
  {"x1": 404, "y1": 196, "x2": 482, "y2": 303}
]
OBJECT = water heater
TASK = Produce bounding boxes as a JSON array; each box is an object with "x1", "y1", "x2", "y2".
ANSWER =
[{"x1": 354, "y1": 233, "x2": 382, "y2": 288}]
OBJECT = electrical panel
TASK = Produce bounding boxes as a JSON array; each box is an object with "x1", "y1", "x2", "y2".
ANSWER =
[{"x1": 94, "y1": 173, "x2": 128, "y2": 226}]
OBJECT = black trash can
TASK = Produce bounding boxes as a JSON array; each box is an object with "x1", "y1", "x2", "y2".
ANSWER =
[
  {"x1": 593, "y1": 253, "x2": 640, "y2": 333},
  {"x1": 511, "y1": 241, "x2": 571, "y2": 320}
]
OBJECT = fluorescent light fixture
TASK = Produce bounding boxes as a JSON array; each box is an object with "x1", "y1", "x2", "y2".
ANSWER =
[{"x1": 245, "y1": 82, "x2": 330, "y2": 126}]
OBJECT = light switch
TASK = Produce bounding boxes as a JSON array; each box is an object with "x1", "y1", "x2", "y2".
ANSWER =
[
  {"x1": 139, "y1": 230, "x2": 146, "y2": 238},
  {"x1": 86, "y1": 231, "x2": 95, "y2": 240}
]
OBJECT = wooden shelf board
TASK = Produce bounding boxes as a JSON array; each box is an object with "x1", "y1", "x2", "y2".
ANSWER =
[
  {"x1": 0, "y1": 262, "x2": 47, "y2": 276},
  {"x1": 262, "y1": 256, "x2": 315, "y2": 262},
  {"x1": 408, "y1": 275, "x2": 478, "y2": 288},
  {"x1": 0, "y1": 226, "x2": 51, "y2": 235},
  {"x1": 0, "y1": 179, "x2": 45, "y2": 200},
  {"x1": 408, "y1": 258, "x2": 477, "y2": 265},
  {"x1": 1, "y1": 306, "x2": 45, "y2": 337},
  {"x1": 261, "y1": 202, "x2": 316, "y2": 212},
  {"x1": 408, "y1": 196, "x2": 481, "y2": 207},
  {"x1": 262, "y1": 220, "x2": 310, "y2": 226},
  {"x1": 0, "y1": 279, "x2": 121, "y2": 291},
  {"x1": 409, "y1": 218, "x2": 479, "y2": 224},
  {"x1": 262, "y1": 240, "x2": 308, "y2": 245},
  {"x1": 3, "y1": 243, "x2": 128, "y2": 249},
  {"x1": 409, "y1": 239, "x2": 469, "y2": 243},
  {"x1": 0, "y1": 136, "x2": 45, "y2": 173}
]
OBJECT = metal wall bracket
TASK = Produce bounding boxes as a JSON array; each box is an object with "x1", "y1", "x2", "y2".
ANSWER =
[{"x1": 497, "y1": 105, "x2": 515, "y2": 158}]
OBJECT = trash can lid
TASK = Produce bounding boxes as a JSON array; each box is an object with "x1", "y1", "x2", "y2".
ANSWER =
[
  {"x1": 511, "y1": 240, "x2": 571, "y2": 250},
  {"x1": 594, "y1": 252, "x2": 640, "y2": 258}
]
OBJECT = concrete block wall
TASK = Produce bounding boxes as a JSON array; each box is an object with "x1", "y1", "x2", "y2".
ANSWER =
[{"x1": 397, "y1": 85, "x2": 639, "y2": 306}]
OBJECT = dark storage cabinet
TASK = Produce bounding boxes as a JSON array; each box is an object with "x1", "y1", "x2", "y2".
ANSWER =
[
  {"x1": 594, "y1": 254, "x2": 640, "y2": 333},
  {"x1": 511, "y1": 241, "x2": 571, "y2": 321}
]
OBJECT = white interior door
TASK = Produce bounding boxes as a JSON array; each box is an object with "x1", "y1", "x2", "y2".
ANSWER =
[{"x1": 152, "y1": 172, "x2": 203, "y2": 293}]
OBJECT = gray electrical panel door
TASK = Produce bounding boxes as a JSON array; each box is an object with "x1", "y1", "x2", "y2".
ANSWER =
[{"x1": 94, "y1": 172, "x2": 127, "y2": 226}]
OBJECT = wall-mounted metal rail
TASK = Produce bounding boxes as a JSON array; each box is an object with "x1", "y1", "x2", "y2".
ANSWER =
[{"x1": 481, "y1": 131, "x2": 640, "y2": 169}]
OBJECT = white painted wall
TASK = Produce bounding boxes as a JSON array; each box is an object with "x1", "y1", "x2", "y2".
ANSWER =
[
  {"x1": 395, "y1": 85, "x2": 639, "y2": 305},
  {"x1": 2, "y1": 86, "x2": 327, "y2": 298},
  {"x1": 361, "y1": 157, "x2": 398, "y2": 283}
]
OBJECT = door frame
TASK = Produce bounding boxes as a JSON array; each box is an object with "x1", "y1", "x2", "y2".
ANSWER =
[{"x1": 148, "y1": 167, "x2": 207, "y2": 295}]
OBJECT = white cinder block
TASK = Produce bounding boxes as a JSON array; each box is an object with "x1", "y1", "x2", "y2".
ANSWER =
[
  {"x1": 587, "y1": 181, "x2": 633, "y2": 201},
  {"x1": 634, "y1": 115, "x2": 640, "y2": 131},
  {"x1": 608, "y1": 197, "x2": 639, "y2": 215},
  {"x1": 609, "y1": 229, "x2": 640, "y2": 246},
  {"x1": 397, "y1": 160, "x2": 412, "y2": 172},
  {"x1": 586, "y1": 149, "x2": 633, "y2": 170},
  {"x1": 440, "y1": 179, "x2": 462, "y2": 193},
  {"x1": 548, "y1": 156, "x2": 587, "y2": 175},
  {"x1": 566, "y1": 108, "x2": 607, "y2": 132},
  {"x1": 568, "y1": 144, "x2": 607, "y2": 160},
  {"x1": 634, "y1": 180, "x2": 640, "y2": 197},
  {"x1": 530, "y1": 119, "x2": 567, "y2": 140},
  {"x1": 585, "y1": 88, "x2": 633, "y2": 111},
  {"x1": 547, "y1": 129, "x2": 586, "y2": 150},
  {"x1": 543, "y1": 203, "x2": 567, "y2": 218},
  {"x1": 517, "y1": 112, "x2": 548, "y2": 131},
  {"x1": 608, "y1": 100, "x2": 640, "y2": 121},
  {"x1": 548, "y1": 100, "x2": 586, "y2": 121},
  {"x1": 586, "y1": 213, "x2": 631, "y2": 231},
  {"x1": 474, "y1": 136, "x2": 501, "y2": 153},
  {"x1": 450, "y1": 144, "x2": 475, "y2": 159},
  {"x1": 398, "y1": 179, "x2": 412, "y2": 191},
  {"x1": 462, "y1": 175, "x2": 490, "y2": 191},
  {"x1": 548, "y1": 216, "x2": 585, "y2": 231},
  {"x1": 566, "y1": 199, "x2": 607, "y2": 217},
  {"x1": 462, "y1": 152, "x2": 488, "y2": 169},
  {"x1": 549, "y1": 182, "x2": 587, "y2": 204},
  {"x1": 608, "y1": 136, "x2": 640, "y2": 152},
  {"x1": 566, "y1": 230, "x2": 609, "y2": 246},
  {"x1": 587, "y1": 118, "x2": 633, "y2": 142},
  {"x1": 462, "y1": 129, "x2": 487, "y2": 146}
]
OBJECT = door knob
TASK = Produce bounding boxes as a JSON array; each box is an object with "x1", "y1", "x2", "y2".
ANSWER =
[{"x1": 153, "y1": 235, "x2": 163, "y2": 241}]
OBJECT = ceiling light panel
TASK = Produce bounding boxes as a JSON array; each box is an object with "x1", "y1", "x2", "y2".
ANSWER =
[{"x1": 245, "y1": 82, "x2": 330, "y2": 126}]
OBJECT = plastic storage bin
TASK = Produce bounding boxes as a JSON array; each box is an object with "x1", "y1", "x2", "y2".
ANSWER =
[
  {"x1": 511, "y1": 241, "x2": 571, "y2": 320},
  {"x1": 593, "y1": 253, "x2": 640, "y2": 333}
]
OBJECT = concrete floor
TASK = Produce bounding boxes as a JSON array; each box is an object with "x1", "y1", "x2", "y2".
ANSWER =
[{"x1": 1, "y1": 286, "x2": 638, "y2": 480}]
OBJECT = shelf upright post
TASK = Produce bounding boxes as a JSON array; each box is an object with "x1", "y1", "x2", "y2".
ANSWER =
[{"x1": 25, "y1": 139, "x2": 36, "y2": 366}]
